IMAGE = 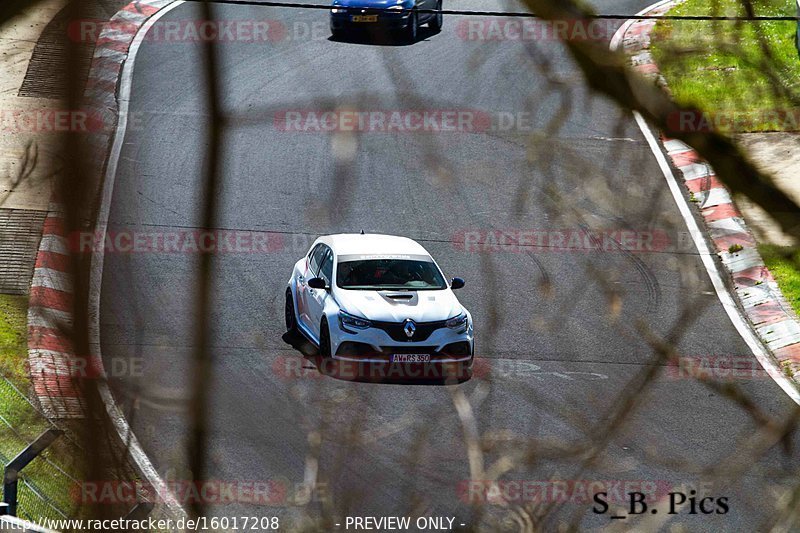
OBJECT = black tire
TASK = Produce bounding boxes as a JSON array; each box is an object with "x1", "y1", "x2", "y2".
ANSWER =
[
  {"x1": 405, "y1": 10, "x2": 418, "y2": 43},
  {"x1": 331, "y1": 27, "x2": 343, "y2": 40},
  {"x1": 429, "y1": 0, "x2": 442, "y2": 32},
  {"x1": 285, "y1": 288, "x2": 298, "y2": 334},
  {"x1": 319, "y1": 319, "x2": 332, "y2": 358}
]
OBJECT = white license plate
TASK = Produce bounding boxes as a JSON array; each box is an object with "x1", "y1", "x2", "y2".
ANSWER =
[
  {"x1": 392, "y1": 354, "x2": 431, "y2": 363},
  {"x1": 352, "y1": 15, "x2": 378, "y2": 22}
]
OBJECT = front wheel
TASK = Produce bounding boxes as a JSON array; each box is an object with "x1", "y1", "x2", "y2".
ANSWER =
[
  {"x1": 405, "y1": 10, "x2": 418, "y2": 43},
  {"x1": 285, "y1": 289, "x2": 298, "y2": 334},
  {"x1": 429, "y1": 0, "x2": 442, "y2": 32},
  {"x1": 319, "y1": 319, "x2": 332, "y2": 358}
]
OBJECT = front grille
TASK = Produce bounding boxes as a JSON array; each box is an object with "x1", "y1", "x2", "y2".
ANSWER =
[
  {"x1": 372, "y1": 320, "x2": 446, "y2": 342},
  {"x1": 351, "y1": 8, "x2": 381, "y2": 15},
  {"x1": 379, "y1": 346, "x2": 439, "y2": 354}
]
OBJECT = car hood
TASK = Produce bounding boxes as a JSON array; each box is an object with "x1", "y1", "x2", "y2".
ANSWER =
[
  {"x1": 333, "y1": 0, "x2": 408, "y2": 8},
  {"x1": 334, "y1": 288, "x2": 463, "y2": 323}
]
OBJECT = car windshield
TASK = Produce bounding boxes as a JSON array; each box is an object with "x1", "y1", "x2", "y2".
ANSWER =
[{"x1": 337, "y1": 258, "x2": 447, "y2": 290}]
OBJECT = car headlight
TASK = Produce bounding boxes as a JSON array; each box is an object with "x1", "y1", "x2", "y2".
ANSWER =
[
  {"x1": 331, "y1": 7, "x2": 344, "y2": 13},
  {"x1": 446, "y1": 312, "x2": 468, "y2": 331},
  {"x1": 339, "y1": 310, "x2": 371, "y2": 331},
  {"x1": 387, "y1": 5, "x2": 405, "y2": 9}
]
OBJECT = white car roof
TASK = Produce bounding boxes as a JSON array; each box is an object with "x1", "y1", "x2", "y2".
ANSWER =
[{"x1": 321, "y1": 233, "x2": 431, "y2": 258}]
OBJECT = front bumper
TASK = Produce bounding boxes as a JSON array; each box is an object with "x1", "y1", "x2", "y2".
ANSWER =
[
  {"x1": 328, "y1": 314, "x2": 474, "y2": 364},
  {"x1": 330, "y1": 9, "x2": 413, "y2": 31},
  {"x1": 335, "y1": 342, "x2": 472, "y2": 362}
]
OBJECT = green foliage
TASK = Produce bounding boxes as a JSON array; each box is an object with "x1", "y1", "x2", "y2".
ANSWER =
[
  {"x1": 651, "y1": 0, "x2": 800, "y2": 132},
  {"x1": 760, "y1": 244, "x2": 800, "y2": 315}
]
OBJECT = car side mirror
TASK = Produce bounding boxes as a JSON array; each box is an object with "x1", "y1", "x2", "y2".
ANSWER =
[
  {"x1": 451, "y1": 277, "x2": 465, "y2": 290},
  {"x1": 307, "y1": 277, "x2": 327, "y2": 290}
]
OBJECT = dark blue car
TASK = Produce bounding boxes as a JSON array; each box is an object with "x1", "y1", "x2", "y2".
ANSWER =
[{"x1": 330, "y1": 0, "x2": 443, "y2": 42}]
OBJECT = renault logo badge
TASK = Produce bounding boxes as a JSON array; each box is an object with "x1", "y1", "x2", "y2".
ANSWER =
[{"x1": 403, "y1": 319, "x2": 416, "y2": 339}]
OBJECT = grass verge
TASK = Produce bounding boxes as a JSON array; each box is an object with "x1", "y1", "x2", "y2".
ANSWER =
[
  {"x1": 0, "y1": 295, "x2": 28, "y2": 384},
  {"x1": 759, "y1": 245, "x2": 800, "y2": 316},
  {"x1": 650, "y1": 0, "x2": 800, "y2": 132}
]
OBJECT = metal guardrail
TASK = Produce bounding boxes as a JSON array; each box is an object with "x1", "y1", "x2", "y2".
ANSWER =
[
  {"x1": 0, "y1": 377, "x2": 163, "y2": 528},
  {"x1": 3, "y1": 429, "x2": 63, "y2": 517},
  {"x1": 0, "y1": 379, "x2": 76, "y2": 522},
  {"x1": 0, "y1": 377, "x2": 157, "y2": 525}
]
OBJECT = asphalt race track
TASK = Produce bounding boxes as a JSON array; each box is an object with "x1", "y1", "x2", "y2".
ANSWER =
[{"x1": 98, "y1": 0, "x2": 800, "y2": 529}]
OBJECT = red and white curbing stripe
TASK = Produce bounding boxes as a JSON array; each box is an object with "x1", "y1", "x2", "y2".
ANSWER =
[
  {"x1": 619, "y1": 1, "x2": 800, "y2": 380},
  {"x1": 28, "y1": 202, "x2": 85, "y2": 418},
  {"x1": 28, "y1": 0, "x2": 175, "y2": 418}
]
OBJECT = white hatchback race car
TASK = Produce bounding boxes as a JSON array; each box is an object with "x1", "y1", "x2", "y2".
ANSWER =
[{"x1": 285, "y1": 233, "x2": 473, "y2": 371}]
